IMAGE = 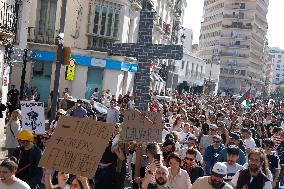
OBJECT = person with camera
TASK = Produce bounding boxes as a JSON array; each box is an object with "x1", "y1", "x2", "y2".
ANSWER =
[{"x1": 142, "y1": 163, "x2": 171, "y2": 189}]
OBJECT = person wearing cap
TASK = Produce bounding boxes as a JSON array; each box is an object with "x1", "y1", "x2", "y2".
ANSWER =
[
  {"x1": 231, "y1": 148, "x2": 272, "y2": 189},
  {"x1": 13, "y1": 130, "x2": 43, "y2": 189},
  {"x1": 217, "y1": 136, "x2": 246, "y2": 166},
  {"x1": 191, "y1": 162, "x2": 232, "y2": 189},
  {"x1": 220, "y1": 145, "x2": 245, "y2": 184},
  {"x1": 228, "y1": 132, "x2": 245, "y2": 153}
]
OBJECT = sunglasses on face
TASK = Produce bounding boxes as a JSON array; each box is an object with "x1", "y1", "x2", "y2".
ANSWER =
[{"x1": 212, "y1": 172, "x2": 225, "y2": 178}]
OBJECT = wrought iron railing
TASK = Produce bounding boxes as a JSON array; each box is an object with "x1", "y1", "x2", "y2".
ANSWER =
[
  {"x1": 27, "y1": 27, "x2": 58, "y2": 45},
  {"x1": 0, "y1": 0, "x2": 18, "y2": 34}
]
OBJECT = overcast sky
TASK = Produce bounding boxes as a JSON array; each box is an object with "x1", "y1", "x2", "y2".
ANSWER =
[{"x1": 184, "y1": 0, "x2": 284, "y2": 49}]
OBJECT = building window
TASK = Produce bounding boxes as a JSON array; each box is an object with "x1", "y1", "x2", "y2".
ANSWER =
[
  {"x1": 272, "y1": 55, "x2": 275, "y2": 58},
  {"x1": 35, "y1": 0, "x2": 57, "y2": 44},
  {"x1": 88, "y1": 3, "x2": 121, "y2": 50},
  {"x1": 278, "y1": 55, "x2": 282, "y2": 58},
  {"x1": 89, "y1": 4, "x2": 120, "y2": 37},
  {"x1": 185, "y1": 61, "x2": 189, "y2": 76}
]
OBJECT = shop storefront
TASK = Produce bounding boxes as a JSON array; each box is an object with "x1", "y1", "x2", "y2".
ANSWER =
[{"x1": 26, "y1": 50, "x2": 137, "y2": 102}]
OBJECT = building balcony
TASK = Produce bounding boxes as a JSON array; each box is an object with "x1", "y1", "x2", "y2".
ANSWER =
[
  {"x1": 220, "y1": 43, "x2": 250, "y2": 49},
  {"x1": 221, "y1": 34, "x2": 250, "y2": 40},
  {"x1": 173, "y1": 7, "x2": 182, "y2": 18},
  {"x1": 223, "y1": 14, "x2": 252, "y2": 20},
  {"x1": 27, "y1": 27, "x2": 58, "y2": 45},
  {"x1": 0, "y1": 1, "x2": 18, "y2": 38},
  {"x1": 164, "y1": 23, "x2": 171, "y2": 35},
  {"x1": 87, "y1": 35, "x2": 118, "y2": 52},
  {"x1": 220, "y1": 52, "x2": 249, "y2": 58},
  {"x1": 222, "y1": 23, "x2": 252, "y2": 30},
  {"x1": 129, "y1": 0, "x2": 143, "y2": 11},
  {"x1": 155, "y1": 17, "x2": 165, "y2": 34}
]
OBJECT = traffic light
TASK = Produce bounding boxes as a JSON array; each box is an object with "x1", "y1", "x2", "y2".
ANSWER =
[
  {"x1": 62, "y1": 47, "x2": 71, "y2": 65},
  {"x1": 57, "y1": 47, "x2": 71, "y2": 65}
]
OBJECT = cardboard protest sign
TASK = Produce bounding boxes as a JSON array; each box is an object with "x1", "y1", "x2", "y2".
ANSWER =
[
  {"x1": 20, "y1": 101, "x2": 45, "y2": 134},
  {"x1": 39, "y1": 116, "x2": 113, "y2": 178},
  {"x1": 121, "y1": 109, "x2": 163, "y2": 143}
]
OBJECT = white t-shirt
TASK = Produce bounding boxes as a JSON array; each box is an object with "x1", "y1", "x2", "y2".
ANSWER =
[
  {"x1": 0, "y1": 178, "x2": 31, "y2": 189},
  {"x1": 244, "y1": 137, "x2": 256, "y2": 150}
]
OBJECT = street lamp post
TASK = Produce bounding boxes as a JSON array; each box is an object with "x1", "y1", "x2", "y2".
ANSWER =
[
  {"x1": 49, "y1": 0, "x2": 67, "y2": 122},
  {"x1": 19, "y1": 49, "x2": 28, "y2": 100}
]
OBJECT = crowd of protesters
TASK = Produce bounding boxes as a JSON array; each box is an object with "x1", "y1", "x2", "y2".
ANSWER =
[{"x1": 1, "y1": 87, "x2": 284, "y2": 189}]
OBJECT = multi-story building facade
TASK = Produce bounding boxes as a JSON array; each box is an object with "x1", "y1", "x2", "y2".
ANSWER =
[
  {"x1": 270, "y1": 47, "x2": 284, "y2": 84},
  {"x1": 199, "y1": 0, "x2": 269, "y2": 94},
  {"x1": 176, "y1": 48, "x2": 206, "y2": 87},
  {"x1": 9, "y1": 0, "x2": 186, "y2": 105}
]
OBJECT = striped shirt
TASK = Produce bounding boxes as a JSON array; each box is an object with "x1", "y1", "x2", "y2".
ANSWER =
[{"x1": 272, "y1": 134, "x2": 282, "y2": 150}]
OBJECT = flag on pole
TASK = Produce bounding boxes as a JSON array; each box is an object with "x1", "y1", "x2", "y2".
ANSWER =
[{"x1": 238, "y1": 89, "x2": 251, "y2": 109}]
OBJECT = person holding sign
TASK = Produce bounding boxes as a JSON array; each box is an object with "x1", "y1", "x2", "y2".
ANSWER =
[{"x1": 94, "y1": 138, "x2": 125, "y2": 189}]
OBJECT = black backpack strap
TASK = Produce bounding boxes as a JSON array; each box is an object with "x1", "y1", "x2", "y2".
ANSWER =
[{"x1": 9, "y1": 124, "x2": 15, "y2": 137}]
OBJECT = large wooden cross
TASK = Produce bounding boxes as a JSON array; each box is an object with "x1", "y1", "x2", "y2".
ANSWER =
[{"x1": 107, "y1": 7, "x2": 183, "y2": 112}]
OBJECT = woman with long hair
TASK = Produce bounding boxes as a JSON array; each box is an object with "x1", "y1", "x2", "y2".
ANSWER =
[{"x1": 5, "y1": 109, "x2": 21, "y2": 157}]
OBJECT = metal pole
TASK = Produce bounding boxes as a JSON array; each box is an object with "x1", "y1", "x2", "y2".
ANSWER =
[
  {"x1": 49, "y1": 0, "x2": 67, "y2": 122},
  {"x1": 19, "y1": 49, "x2": 28, "y2": 100}
]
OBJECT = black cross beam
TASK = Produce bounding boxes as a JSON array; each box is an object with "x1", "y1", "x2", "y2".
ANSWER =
[{"x1": 107, "y1": 10, "x2": 183, "y2": 111}]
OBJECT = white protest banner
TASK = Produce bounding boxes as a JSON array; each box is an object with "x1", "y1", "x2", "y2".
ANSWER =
[
  {"x1": 121, "y1": 109, "x2": 163, "y2": 143},
  {"x1": 39, "y1": 116, "x2": 113, "y2": 178},
  {"x1": 20, "y1": 101, "x2": 45, "y2": 134}
]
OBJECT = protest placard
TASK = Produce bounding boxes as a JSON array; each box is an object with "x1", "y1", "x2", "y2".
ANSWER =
[
  {"x1": 121, "y1": 109, "x2": 163, "y2": 143},
  {"x1": 20, "y1": 101, "x2": 45, "y2": 134},
  {"x1": 39, "y1": 116, "x2": 113, "y2": 178}
]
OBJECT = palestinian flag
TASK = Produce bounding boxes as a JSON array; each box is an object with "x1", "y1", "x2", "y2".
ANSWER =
[{"x1": 238, "y1": 89, "x2": 251, "y2": 109}]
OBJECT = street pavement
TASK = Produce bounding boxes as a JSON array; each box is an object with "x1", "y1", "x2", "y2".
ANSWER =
[{"x1": 0, "y1": 118, "x2": 7, "y2": 160}]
